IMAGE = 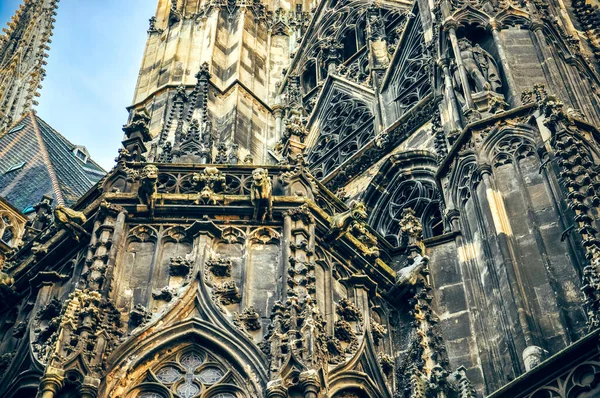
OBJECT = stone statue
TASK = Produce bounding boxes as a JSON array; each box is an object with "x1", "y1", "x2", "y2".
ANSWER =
[
  {"x1": 138, "y1": 164, "x2": 159, "y2": 205},
  {"x1": 251, "y1": 168, "x2": 273, "y2": 222},
  {"x1": 455, "y1": 38, "x2": 502, "y2": 95}
]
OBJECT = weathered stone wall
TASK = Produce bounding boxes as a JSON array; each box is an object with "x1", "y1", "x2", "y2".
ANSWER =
[
  {"x1": 427, "y1": 238, "x2": 485, "y2": 392},
  {"x1": 499, "y1": 28, "x2": 546, "y2": 92}
]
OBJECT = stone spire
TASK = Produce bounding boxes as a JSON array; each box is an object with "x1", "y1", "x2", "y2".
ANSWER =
[{"x1": 0, "y1": 0, "x2": 59, "y2": 135}]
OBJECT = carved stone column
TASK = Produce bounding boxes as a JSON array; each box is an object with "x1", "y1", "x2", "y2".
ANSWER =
[
  {"x1": 266, "y1": 379, "x2": 288, "y2": 398},
  {"x1": 439, "y1": 58, "x2": 461, "y2": 133},
  {"x1": 366, "y1": 6, "x2": 390, "y2": 71},
  {"x1": 85, "y1": 201, "x2": 126, "y2": 292},
  {"x1": 39, "y1": 369, "x2": 64, "y2": 398},
  {"x1": 78, "y1": 383, "x2": 99, "y2": 398},
  {"x1": 299, "y1": 369, "x2": 320, "y2": 398},
  {"x1": 273, "y1": 104, "x2": 284, "y2": 138}
]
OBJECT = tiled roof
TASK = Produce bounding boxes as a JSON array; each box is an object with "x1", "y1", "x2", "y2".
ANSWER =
[{"x1": 0, "y1": 113, "x2": 106, "y2": 211}]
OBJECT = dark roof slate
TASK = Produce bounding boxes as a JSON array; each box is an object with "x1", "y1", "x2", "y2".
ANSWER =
[{"x1": 0, "y1": 113, "x2": 106, "y2": 211}]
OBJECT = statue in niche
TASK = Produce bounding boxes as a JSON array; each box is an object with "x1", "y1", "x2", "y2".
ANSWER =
[
  {"x1": 451, "y1": 38, "x2": 502, "y2": 104},
  {"x1": 458, "y1": 38, "x2": 501, "y2": 93}
]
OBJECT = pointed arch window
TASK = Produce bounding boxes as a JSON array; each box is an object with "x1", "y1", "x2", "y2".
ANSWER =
[
  {"x1": 364, "y1": 154, "x2": 444, "y2": 246},
  {"x1": 129, "y1": 348, "x2": 248, "y2": 398}
]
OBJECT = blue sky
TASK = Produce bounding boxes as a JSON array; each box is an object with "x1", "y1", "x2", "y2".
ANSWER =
[{"x1": 0, "y1": 1, "x2": 157, "y2": 170}]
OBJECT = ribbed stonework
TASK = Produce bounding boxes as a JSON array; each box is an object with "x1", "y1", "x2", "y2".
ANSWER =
[
  {"x1": 0, "y1": 0, "x2": 59, "y2": 135},
  {"x1": 129, "y1": 0, "x2": 312, "y2": 163}
]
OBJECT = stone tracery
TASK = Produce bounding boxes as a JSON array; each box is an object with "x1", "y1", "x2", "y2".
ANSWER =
[{"x1": 128, "y1": 348, "x2": 249, "y2": 398}]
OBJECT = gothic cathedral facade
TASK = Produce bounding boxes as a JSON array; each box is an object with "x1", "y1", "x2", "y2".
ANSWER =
[{"x1": 1, "y1": 0, "x2": 600, "y2": 397}]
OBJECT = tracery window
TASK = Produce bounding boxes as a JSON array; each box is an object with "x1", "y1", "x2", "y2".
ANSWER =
[
  {"x1": 308, "y1": 90, "x2": 375, "y2": 179},
  {"x1": 369, "y1": 178, "x2": 443, "y2": 246},
  {"x1": 131, "y1": 349, "x2": 246, "y2": 398},
  {"x1": 0, "y1": 213, "x2": 17, "y2": 246},
  {"x1": 293, "y1": 1, "x2": 407, "y2": 96},
  {"x1": 380, "y1": 4, "x2": 432, "y2": 123}
]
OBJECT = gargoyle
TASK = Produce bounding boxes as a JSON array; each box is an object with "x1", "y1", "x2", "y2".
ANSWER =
[
  {"x1": 251, "y1": 168, "x2": 273, "y2": 222},
  {"x1": 326, "y1": 200, "x2": 368, "y2": 241},
  {"x1": 396, "y1": 255, "x2": 428, "y2": 286},
  {"x1": 53, "y1": 205, "x2": 88, "y2": 242},
  {"x1": 138, "y1": 164, "x2": 158, "y2": 209}
]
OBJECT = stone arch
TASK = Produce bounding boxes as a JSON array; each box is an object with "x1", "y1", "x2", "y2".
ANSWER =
[
  {"x1": 0, "y1": 210, "x2": 21, "y2": 246},
  {"x1": 124, "y1": 344, "x2": 251, "y2": 398},
  {"x1": 364, "y1": 151, "x2": 443, "y2": 245},
  {"x1": 328, "y1": 371, "x2": 387, "y2": 398},
  {"x1": 451, "y1": 6, "x2": 491, "y2": 28},
  {"x1": 448, "y1": 155, "x2": 479, "y2": 210},
  {"x1": 495, "y1": 7, "x2": 530, "y2": 28},
  {"x1": 481, "y1": 124, "x2": 540, "y2": 164},
  {"x1": 489, "y1": 134, "x2": 537, "y2": 168},
  {"x1": 103, "y1": 318, "x2": 267, "y2": 398}
]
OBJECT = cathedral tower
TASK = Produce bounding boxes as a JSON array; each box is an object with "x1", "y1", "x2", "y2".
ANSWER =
[
  {"x1": 128, "y1": 0, "x2": 310, "y2": 163},
  {"x1": 0, "y1": 0, "x2": 59, "y2": 134}
]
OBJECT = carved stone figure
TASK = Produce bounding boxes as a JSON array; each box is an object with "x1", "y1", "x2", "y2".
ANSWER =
[
  {"x1": 138, "y1": 164, "x2": 159, "y2": 205},
  {"x1": 250, "y1": 168, "x2": 273, "y2": 222},
  {"x1": 457, "y1": 38, "x2": 502, "y2": 94},
  {"x1": 169, "y1": 256, "x2": 192, "y2": 276},
  {"x1": 234, "y1": 306, "x2": 262, "y2": 332},
  {"x1": 129, "y1": 304, "x2": 152, "y2": 327},
  {"x1": 396, "y1": 255, "x2": 427, "y2": 286},
  {"x1": 53, "y1": 205, "x2": 88, "y2": 241},
  {"x1": 212, "y1": 280, "x2": 242, "y2": 305},
  {"x1": 326, "y1": 200, "x2": 368, "y2": 240},
  {"x1": 193, "y1": 166, "x2": 226, "y2": 192}
]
